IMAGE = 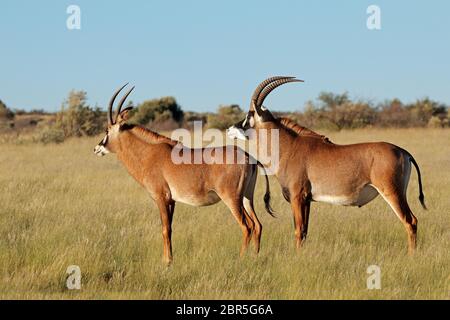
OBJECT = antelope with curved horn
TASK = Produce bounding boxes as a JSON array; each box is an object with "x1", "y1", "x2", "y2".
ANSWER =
[
  {"x1": 94, "y1": 84, "x2": 274, "y2": 265},
  {"x1": 227, "y1": 76, "x2": 426, "y2": 254}
]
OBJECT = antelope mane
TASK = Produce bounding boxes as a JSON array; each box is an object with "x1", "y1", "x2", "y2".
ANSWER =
[
  {"x1": 125, "y1": 124, "x2": 180, "y2": 147},
  {"x1": 278, "y1": 117, "x2": 332, "y2": 143}
]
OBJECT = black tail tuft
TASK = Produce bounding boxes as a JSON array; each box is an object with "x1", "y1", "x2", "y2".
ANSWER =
[
  {"x1": 409, "y1": 154, "x2": 427, "y2": 210},
  {"x1": 419, "y1": 193, "x2": 427, "y2": 210},
  {"x1": 258, "y1": 161, "x2": 276, "y2": 218},
  {"x1": 264, "y1": 191, "x2": 276, "y2": 217}
]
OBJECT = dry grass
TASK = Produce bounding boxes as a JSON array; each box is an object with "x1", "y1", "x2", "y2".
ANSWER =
[{"x1": 0, "y1": 128, "x2": 449, "y2": 299}]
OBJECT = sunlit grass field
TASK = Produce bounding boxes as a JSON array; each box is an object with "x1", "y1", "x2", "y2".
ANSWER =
[{"x1": 0, "y1": 128, "x2": 449, "y2": 299}]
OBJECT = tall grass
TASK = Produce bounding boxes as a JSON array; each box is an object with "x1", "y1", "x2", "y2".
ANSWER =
[{"x1": 0, "y1": 128, "x2": 449, "y2": 299}]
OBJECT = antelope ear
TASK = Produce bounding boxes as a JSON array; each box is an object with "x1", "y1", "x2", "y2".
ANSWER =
[
  {"x1": 249, "y1": 115, "x2": 256, "y2": 127},
  {"x1": 117, "y1": 107, "x2": 133, "y2": 124}
]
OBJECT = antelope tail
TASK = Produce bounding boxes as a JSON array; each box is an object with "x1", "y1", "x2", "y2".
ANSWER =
[
  {"x1": 257, "y1": 161, "x2": 276, "y2": 217},
  {"x1": 409, "y1": 155, "x2": 427, "y2": 210}
]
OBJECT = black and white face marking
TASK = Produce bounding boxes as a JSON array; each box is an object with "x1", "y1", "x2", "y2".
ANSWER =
[
  {"x1": 227, "y1": 111, "x2": 254, "y2": 141},
  {"x1": 227, "y1": 106, "x2": 275, "y2": 140},
  {"x1": 227, "y1": 123, "x2": 247, "y2": 140},
  {"x1": 93, "y1": 132, "x2": 110, "y2": 156}
]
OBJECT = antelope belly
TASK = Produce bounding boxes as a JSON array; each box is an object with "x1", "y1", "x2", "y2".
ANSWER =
[
  {"x1": 312, "y1": 185, "x2": 379, "y2": 207},
  {"x1": 170, "y1": 188, "x2": 221, "y2": 206}
]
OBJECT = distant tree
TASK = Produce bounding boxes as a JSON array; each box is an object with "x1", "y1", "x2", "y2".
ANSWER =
[
  {"x1": 183, "y1": 111, "x2": 208, "y2": 123},
  {"x1": 317, "y1": 92, "x2": 350, "y2": 110},
  {"x1": 130, "y1": 96, "x2": 184, "y2": 129},
  {"x1": 207, "y1": 104, "x2": 244, "y2": 130},
  {"x1": 29, "y1": 109, "x2": 50, "y2": 115},
  {"x1": 55, "y1": 90, "x2": 105, "y2": 137},
  {"x1": 407, "y1": 98, "x2": 446, "y2": 127},
  {"x1": 13, "y1": 108, "x2": 27, "y2": 116},
  {"x1": 311, "y1": 92, "x2": 375, "y2": 129},
  {"x1": 0, "y1": 99, "x2": 14, "y2": 120},
  {"x1": 329, "y1": 102, "x2": 376, "y2": 129},
  {"x1": 375, "y1": 99, "x2": 411, "y2": 127}
]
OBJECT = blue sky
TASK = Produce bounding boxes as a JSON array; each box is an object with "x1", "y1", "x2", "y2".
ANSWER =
[{"x1": 1, "y1": 0, "x2": 449, "y2": 112}]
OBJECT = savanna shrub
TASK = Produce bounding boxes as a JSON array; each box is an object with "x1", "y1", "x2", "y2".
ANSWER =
[
  {"x1": 55, "y1": 90, "x2": 105, "y2": 137},
  {"x1": 130, "y1": 96, "x2": 184, "y2": 128},
  {"x1": 0, "y1": 99, "x2": 14, "y2": 120},
  {"x1": 207, "y1": 104, "x2": 244, "y2": 130},
  {"x1": 35, "y1": 126, "x2": 65, "y2": 144}
]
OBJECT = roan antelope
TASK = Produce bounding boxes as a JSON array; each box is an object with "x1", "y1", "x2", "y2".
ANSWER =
[
  {"x1": 94, "y1": 84, "x2": 274, "y2": 265},
  {"x1": 227, "y1": 76, "x2": 426, "y2": 254}
]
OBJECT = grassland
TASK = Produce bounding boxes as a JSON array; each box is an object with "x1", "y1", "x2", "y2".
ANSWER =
[{"x1": 0, "y1": 128, "x2": 449, "y2": 299}]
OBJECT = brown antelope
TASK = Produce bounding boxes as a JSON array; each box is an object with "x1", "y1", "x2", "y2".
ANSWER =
[
  {"x1": 94, "y1": 84, "x2": 274, "y2": 265},
  {"x1": 227, "y1": 76, "x2": 426, "y2": 254}
]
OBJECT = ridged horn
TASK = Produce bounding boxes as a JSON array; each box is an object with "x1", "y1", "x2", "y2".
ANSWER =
[
  {"x1": 115, "y1": 86, "x2": 135, "y2": 122},
  {"x1": 108, "y1": 83, "x2": 128, "y2": 125},
  {"x1": 250, "y1": 76, "x2": 295, "y2": 110},
  {"x1": 256, "y1": 78, "x2": 304, "y2": 109}
]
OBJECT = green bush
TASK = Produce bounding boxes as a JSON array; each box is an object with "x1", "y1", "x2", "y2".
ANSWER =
[
  {"x1": 296, "y1": 93, "x2": 449, "y2": 129},
  {"x1": 296, "y1": 95, "x2": 375, "y2": 130},
  {"x1": 130, "y1": 96, "x2": 184, "y2": 127},
  {"x1": 207, "y1": 104, "x2": 244, "y2": 130},
  {"x1": 55, "y1": 90, "x2": 105, "y2": 137},
  {"x1": 329, "y1": 102, "x2": 376, "y2": 129}
]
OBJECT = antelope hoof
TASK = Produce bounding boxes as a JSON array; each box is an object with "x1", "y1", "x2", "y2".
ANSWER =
[
  {"x1": 163, "y1": 257, "x2": 173, "y2": 266},
  {"x1": 301, "y1": 231, "x2": 308, "y2": 242}
]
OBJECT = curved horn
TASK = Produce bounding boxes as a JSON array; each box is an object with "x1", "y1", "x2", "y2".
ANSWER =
[
  {"x1": 250, "y1": 76, "x2": 295, "y2": 108},
  {"x1": 115, "y1": 86, "x2": 135, "y2": 123},
  {"x1": 256, "y1": 78, "x2": 304, "y2": 109},
  {"x1": 108, "y1": 83, "x2": 128, "y2": 125}
]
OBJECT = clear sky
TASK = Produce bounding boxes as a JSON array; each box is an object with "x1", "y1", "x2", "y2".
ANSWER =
[{"x1": 1, "y1": 0, "x2": 449, "y2": 112}]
